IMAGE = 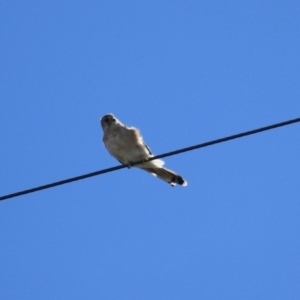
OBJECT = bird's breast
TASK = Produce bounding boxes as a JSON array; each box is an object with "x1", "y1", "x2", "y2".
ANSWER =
[{"x1": 103, "y1": 126, "x2": 148, "y2": 163}]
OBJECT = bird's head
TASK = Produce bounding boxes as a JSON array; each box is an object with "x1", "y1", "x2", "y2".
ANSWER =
[{"x1": 100, "y1": 113, "x2": 118, "y2": 131}]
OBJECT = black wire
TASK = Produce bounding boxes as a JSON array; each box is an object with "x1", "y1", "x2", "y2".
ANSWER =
[{"x1": 1, "y1": 117, "x2": 300, "y2": 201}]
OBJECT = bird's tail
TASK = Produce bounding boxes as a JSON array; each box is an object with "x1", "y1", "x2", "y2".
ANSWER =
[{"x1": 139, "y1": 166, "x2": 188, "y2": 187}]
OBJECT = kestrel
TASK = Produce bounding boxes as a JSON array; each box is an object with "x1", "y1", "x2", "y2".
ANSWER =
[{"x1": 100, "y1": 113, "x2": 187, "y2": 187}]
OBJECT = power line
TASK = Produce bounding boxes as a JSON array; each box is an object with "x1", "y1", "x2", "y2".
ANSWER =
[{"x1": 1, "y1": 117, "x2": 300, "y2": 201}]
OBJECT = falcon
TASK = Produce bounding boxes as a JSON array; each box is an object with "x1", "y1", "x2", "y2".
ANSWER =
[{"x1": 100, "y1": 113, "x2": 187, "y2": 187}]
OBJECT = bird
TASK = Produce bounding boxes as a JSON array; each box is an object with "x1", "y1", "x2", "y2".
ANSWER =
[{"x1": 100, "y1": 113, "x2": 187, "y2": 187}]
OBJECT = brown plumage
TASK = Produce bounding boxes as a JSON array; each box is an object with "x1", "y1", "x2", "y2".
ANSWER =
[{"x1": 100, "y1": 113, "x2": 187, "y2": 187}]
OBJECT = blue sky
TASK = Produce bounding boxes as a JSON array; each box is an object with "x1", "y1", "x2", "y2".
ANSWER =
[{"x1": 1, "y1": 1, "x2": 300, "y2": 299}]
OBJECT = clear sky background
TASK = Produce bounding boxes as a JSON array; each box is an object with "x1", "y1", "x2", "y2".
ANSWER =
[{"x1": 1, "y1": 1, "x2": 300, "y2": 299}]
